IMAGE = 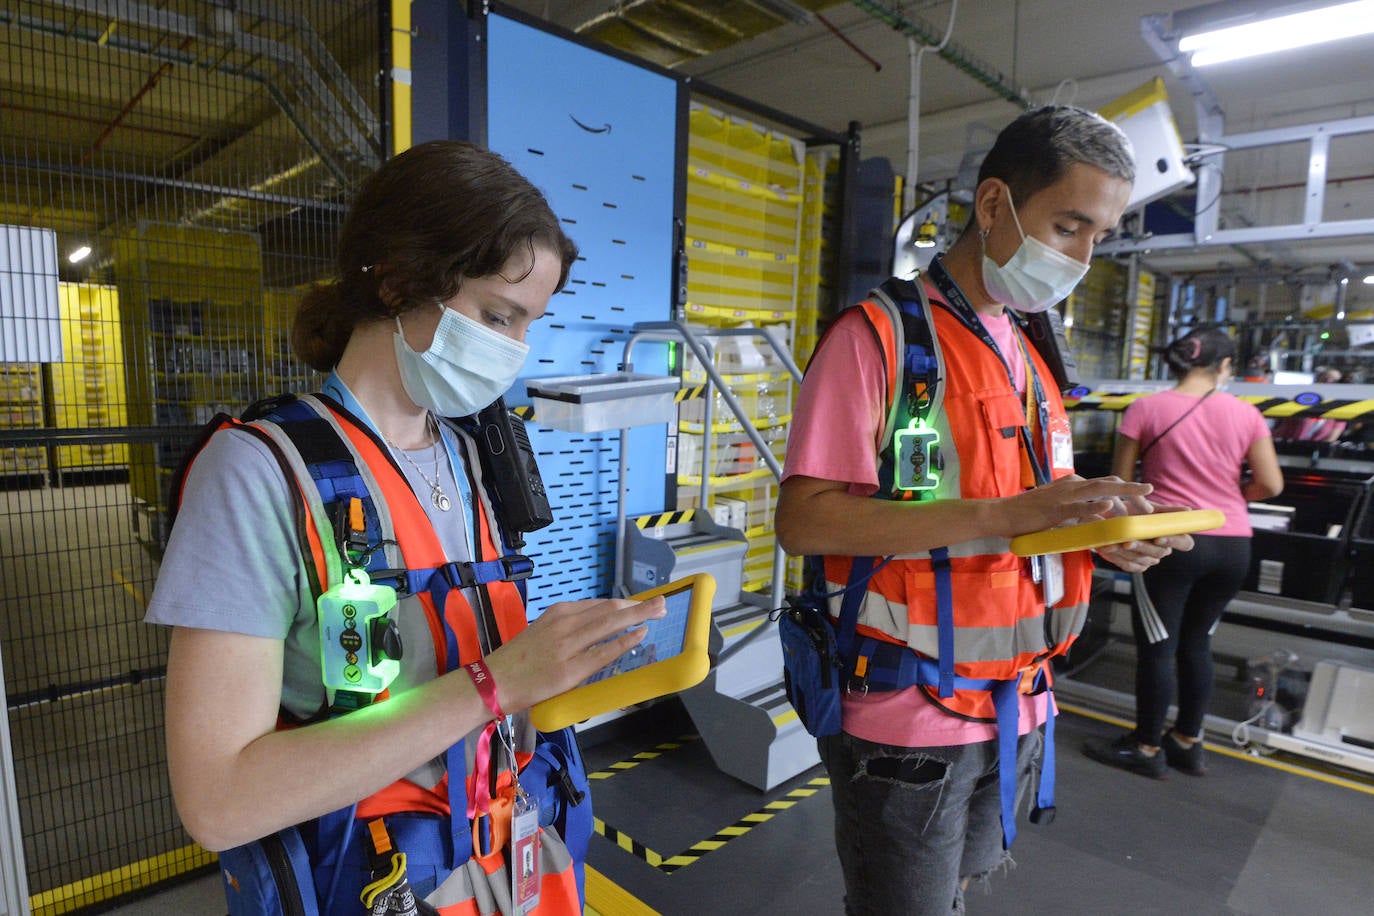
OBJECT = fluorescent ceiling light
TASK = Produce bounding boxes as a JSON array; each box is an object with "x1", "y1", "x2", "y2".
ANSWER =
[
  {"x1": 1178, "y1": 0, "x2": 1374, "y2": 66},
  {"x1": 1363, "y1": 274, "x2": 1374, "y2": 284},
  {"x1": 67, "y1": 245, "x2": 91, "y2": 263}
]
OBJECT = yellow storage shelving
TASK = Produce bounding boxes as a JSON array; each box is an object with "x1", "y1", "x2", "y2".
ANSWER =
[
  {"x1": 115, "y1": 224, "x2": 266, "y2": 548},
  {"x1": 51, "y1": 283, "x2": 130, "y2": 473},
  {"x1": 795, "y1": 149, "x2": 833, "y2": 367},
  {"x1": 264, "y1": 284, "x2": 322, "y2": 393},
  {"x1": 678, "y1": 102, "x2": 817, "y2": 594},
  {"x1": 0, "y1": 363, "x2": 46, "y2": 481}
]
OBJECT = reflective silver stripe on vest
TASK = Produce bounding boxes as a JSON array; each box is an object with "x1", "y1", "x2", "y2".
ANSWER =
[
  {"x1": 827, "y1": 579, "x2": 1088, "y2": 662},
  {"x1": 246, "y1": 413, "x2": 346, "y2": 591},
  {"x1": 426, "y1": 824, "x2": 577, "y2": 909},
  {"x1": 889, "y1": 534, "x2": 1014, "y2": 561}
]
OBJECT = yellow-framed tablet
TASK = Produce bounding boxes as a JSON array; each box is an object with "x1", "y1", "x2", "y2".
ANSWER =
[
  {"x1": 1009, "y1": 509, "x2": 1225, "y2": 557},
  {"x1": 530, "y1": 573, "x2": 716, "y2": 732}
]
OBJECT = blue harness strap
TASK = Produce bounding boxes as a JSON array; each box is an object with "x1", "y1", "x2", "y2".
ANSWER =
[
  {"x1": 830, "y1": 280, "x2": 1060, "y2": 850},
  {"x1": 991, "y1": 679, "x2": 1021, "y2": 848},
  {"x1": 823, "y1": 577, "x2": 1059, "y2": 843},
  {"x1": 839, "y1": 627, "x2": 1056, "y2": 850},
  {"x1": 931, "y1": 546, "x2": 956, "y2": 699},
  {"x1": 250, "y1": 396, "x2": 542, "y2": 908},
  {"x1": 833, "y1": 555, "x2": 875, "y2": 661},
  {"x1": 840, "y1": 628, "x2": 1058, "y2": 849}
]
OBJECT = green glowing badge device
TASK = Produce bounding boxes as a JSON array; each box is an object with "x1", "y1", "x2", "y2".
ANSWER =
[
  {"x1": 894, "y1": 418, "x2": 940, "y2": 491},
  {"x1": 318, "y1": 567, "x2": 403, "y2": 694},
  {"x1": 530, "y1": 574, "x2": 716, "y2": 732}
]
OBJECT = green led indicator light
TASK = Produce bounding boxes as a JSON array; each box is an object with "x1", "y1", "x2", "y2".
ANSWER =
[{"x1": 894, "y1": 418, "x2": 940, "y2": 491}]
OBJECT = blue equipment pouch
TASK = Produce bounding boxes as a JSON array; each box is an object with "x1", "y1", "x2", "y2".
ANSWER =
[
  {"x1": 778, "y1": 595, "x2": 843, "y2": 737},
  {"x1": 220, "y1": 826, "x2": 320, "y2": 916}
]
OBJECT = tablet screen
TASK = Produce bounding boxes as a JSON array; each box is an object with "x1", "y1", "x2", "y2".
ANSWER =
[
  {"x1": 580, "y1": 586, "x2": 693, "y2": 685},
  {"x1": 529, "y1": 574, "x2": 715, "y2": 732}
]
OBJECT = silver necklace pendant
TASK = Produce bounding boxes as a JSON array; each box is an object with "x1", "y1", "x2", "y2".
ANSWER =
[
  {"x1": 388, "y1": 422, "x2": 452, "y2": 513},
  {"x1": 431, "y1": 486, "x2": 451, "y2": 512}
]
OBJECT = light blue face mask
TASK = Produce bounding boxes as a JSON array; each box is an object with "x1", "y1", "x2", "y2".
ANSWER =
[
  {"x1": 981, "y1": 192, "x2": 1090, "y2": 313},
  {"x1": 393, "y1": 303, "x2": 529, "y2": 417}
]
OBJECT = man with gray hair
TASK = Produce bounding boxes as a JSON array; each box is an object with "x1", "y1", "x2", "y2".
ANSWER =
[{"x1": 776, "y1": 106, "x2": 1193, "y2": 914}]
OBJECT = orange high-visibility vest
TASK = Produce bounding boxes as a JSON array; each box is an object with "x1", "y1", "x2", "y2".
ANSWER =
[
  {"x1": 179, "y1": 394, "x2": 584, "y2": 914},
  {"x1": 821, "y1": 283, "x2": 1093, "y2": 721}
]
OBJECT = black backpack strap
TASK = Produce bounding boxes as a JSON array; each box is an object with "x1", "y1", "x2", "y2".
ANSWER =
[{"x1": 868, "y1": 277, "x2": 943, "y2": 496}]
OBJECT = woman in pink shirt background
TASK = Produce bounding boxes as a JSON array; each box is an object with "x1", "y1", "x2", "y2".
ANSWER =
[{"x1": 1084, "y1": 328, "x2": 1284, "y2": 778}]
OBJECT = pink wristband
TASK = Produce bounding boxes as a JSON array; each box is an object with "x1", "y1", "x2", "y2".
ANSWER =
[{"x1": 464, "y1": 659, "x2": 504, "y2": 721}]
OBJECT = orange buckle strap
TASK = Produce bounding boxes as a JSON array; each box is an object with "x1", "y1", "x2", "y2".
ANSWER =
[
  {"x1": 367, "y1": 818, "x2": 393, "y2": 855},
  {"x1": 1017, "y1": 660, "x2": 1049, "y2": 695},
  {"x1": 360, "y1": 818, "x2": 426, "y2": 913},
  {"x1": 847, "y1": 654, "x2": 871, "y2": 696}
]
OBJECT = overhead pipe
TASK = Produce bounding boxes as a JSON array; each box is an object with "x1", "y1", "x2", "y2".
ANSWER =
[
  {"x1": 904, "y1": 0, "x2": 958, "y2": 214},
  {"x1": 1, "y1": 5, "x2": 352, "y2": 189},
  {"x1": 849, "y1": 0, "x2": 1035, "y2": 110},
  {"x1": 40, "y1": 0, "x2": 380, "y2": 170},
  {"x1": 817, "y1": 11, "x2": 883, "y2": 71}
]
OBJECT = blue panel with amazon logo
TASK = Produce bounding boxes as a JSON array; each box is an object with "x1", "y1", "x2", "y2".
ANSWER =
[{"x1": 486, "y1": 13, "x2": 682, "y2": 613}]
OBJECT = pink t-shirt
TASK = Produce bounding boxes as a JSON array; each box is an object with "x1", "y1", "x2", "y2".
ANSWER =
[
  {"x1": 783, "y1": 294, "x2": 1046, "y2": 747},
  {"x1": 1118, "y1": 389, "x2": 1272, "y2": 537}
]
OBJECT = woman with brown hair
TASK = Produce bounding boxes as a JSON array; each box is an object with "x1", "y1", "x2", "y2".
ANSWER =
[{"x1": 147, "y1": 141, "x2": 661, "y2": 913}]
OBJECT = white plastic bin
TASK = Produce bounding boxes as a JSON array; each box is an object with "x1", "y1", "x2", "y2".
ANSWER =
[{"x1": 526, "y1": 372, "x2": 680, "y2": 432}]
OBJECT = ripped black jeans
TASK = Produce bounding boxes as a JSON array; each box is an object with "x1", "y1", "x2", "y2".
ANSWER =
[{"x1": 818, "y1": 727, "x2": 1044, "y2": 916}]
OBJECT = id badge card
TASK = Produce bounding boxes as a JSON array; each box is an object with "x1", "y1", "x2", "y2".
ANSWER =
[
  {"x1": 1041, "y1": 553, "x2": 1064, "y2": 607},
  {"x1": 1049, "y1": 416, "x2": 1074, "y2": 472},
  {"x1": 511, "y1": 790, "x2": 541, "y2": 914}
]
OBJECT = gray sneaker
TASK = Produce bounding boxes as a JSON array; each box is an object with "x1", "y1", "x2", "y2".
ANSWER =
[
  {"x1": 1163, "y1": 730, "x2": 1207, "y2": 775},
  {"x1": 1082, "y1": 733, "x2": 1167, "y2": 779}
]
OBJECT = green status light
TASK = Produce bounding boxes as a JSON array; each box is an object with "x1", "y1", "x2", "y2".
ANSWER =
[
  {"x1": 317, "y1": 567, "x2": 401, "y2": 693},
  {"x1": 894, "y1": 417, "x2": 940, "y2": 491}
]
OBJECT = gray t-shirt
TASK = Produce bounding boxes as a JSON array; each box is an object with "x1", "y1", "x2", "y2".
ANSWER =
[{"x1": 145, "y1": 422, "x2": 476, "y2": 722}]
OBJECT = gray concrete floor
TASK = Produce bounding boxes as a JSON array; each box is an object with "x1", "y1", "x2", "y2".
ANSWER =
[
  {"x1": 3, "y1": 482, "x2": 183, "y2": 902},
  {"x1": 11, "y1": 484, "x2": 1374, "y2": 915}
]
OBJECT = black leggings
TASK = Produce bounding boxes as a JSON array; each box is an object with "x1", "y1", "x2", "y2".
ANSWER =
[{"x1": 1130, "y1": 535, "x2": 1250, "y2": 746}]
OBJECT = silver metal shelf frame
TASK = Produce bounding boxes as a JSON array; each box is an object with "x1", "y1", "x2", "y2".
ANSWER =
[{"x1": 618, "y1": 321, "x2": 804, "y2": 617}]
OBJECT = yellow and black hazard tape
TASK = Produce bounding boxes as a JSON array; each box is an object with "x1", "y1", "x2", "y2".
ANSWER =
[
  {"x1": 588, "y1": 736, "x2": 699, "y2": 782},
  {"x1": 676, "y1": 385, "x2": 706, "y2": 402},
  {"x1": 648, "y1": 776, "x2": 832, "y2": 874},
  {"x1": 634, "y1": 509, "x2": 695, "y2": 529},
  {"x1": 593, "y1": 776, "x2": 831, "y2": 874},
  {"x1": 1235, "y1": 396, "x2": 1374, "y2": 420},
  {"x1": 596, "y1": 818, "x2": 671, "y2": 869},
  {"x1": 1064, "y1": 387, "x2": 1374, "y2": 421},
  {"x1": 512, "y1": 404, "x2": 535, "y2": 420}
]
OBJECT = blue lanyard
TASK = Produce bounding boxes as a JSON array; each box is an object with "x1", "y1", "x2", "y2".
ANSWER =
[
  {"x1": 319, "y1": 372, "x2": 475, "y2": 551},
  {"x1": 927, "y1": 259, "x2": 1052, "y2": 485}
]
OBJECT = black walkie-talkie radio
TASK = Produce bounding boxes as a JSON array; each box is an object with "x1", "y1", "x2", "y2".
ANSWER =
[{"x1": 468, "y1": 396, "x2": 554, "y2": 547}]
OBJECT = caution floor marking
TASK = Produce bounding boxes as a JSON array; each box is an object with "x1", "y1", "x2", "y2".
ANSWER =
[
  {"x1": 588, "y1": 735, "x2": 698, "y2": 782},
  {"x1": 593, "y1": 776, "x2": 831, "y2": 874}
]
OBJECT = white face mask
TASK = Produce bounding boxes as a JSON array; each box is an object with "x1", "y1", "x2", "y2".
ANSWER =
[
  {"x1": 981, "y1": 192, "x2": 1090, "y2": 313},
  {"x1": 393, "y1": 304, "x2": 529, "y2": 417}
]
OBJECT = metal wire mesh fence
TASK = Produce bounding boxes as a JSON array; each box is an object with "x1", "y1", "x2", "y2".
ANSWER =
[{"x1": 1, "y1": 2, "x2": 382, "y2": 910}]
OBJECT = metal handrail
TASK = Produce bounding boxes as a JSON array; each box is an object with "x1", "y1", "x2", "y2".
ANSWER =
[{"x1": 617, "y1": 321, "x2": 804, "y2": 610}]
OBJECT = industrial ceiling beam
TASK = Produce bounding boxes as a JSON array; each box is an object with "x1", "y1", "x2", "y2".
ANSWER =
[
  {"x1": 847, "y1": 0, "x2": 1036, "y2": 109},
  {"x1": 40, "y1": 0, "x2": 380, "y2": 171}
]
